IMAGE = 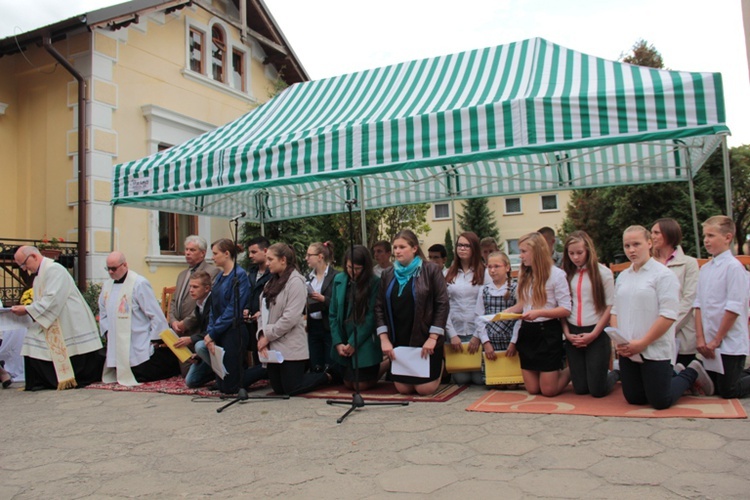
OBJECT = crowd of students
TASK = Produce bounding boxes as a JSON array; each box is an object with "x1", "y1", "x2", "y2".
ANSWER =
[{"x1": 178, "y1": 214, "x2": 749, "y2": 411}]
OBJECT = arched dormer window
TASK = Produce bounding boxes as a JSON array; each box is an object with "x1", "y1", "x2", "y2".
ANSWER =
[{"x1": 211, "y1": 25, "x2": 226, "y2": 83}]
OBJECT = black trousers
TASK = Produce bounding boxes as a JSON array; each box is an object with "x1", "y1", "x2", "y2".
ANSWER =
[
  {"x1": 267, "y1": 360, "x2": 328, "y2": 396},
  {"x1": 24, "y1": 350, "x2": 104, "y2": 390},
  {"x1": 564, "y1": 324, "x2": 615, "y2": 398},
  {"x1": 131, "y1": 346, "x2": 180, "y2": 383},
  {"x1": 619, "y1": 356, "x2": 696, "y2": 410},
  {"x1": 709, "y1": 354, "x2": 750, "y2": 399}
]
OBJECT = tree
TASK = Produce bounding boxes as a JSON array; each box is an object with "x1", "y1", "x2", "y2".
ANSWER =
[
  {"x1": 621, "y1": 39, "x2": 665, "y2": 69},
  {"x1": 561, "y1": 39, "x2": 735, "y2": 262},
  {"x1": 241, "y1": 204, "x2": 432, "y2": 270},
  {"x1": 444, "y1": 229, "x2": 454, "y2": 267},
  {"x1": 458, "y1": 197, "x2": 499, "y2": 241}
]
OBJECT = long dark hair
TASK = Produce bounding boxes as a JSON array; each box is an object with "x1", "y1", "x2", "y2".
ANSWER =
[
  {"x1": 445, "y1": 231, "x2": 485, "y2": 286},
  {"x1": 344, "y1": 245, "x2": 374, "y2": 324},
  {"x1": 562, "y1": 231, "x2": 607, "y2": 314},
  {"x1": 263, "y1": 243, "x2": 298, "y2": 307}
]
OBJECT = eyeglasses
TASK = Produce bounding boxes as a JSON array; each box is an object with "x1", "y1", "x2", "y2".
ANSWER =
[
  {"x1": 18, "y1": 254, "x2": 33, "y2": 270},
  {"x1": 105, "y1": 263, "x2": 124, "y2": 272},
  {"x1": 456, "y1": 243, "x2": 471, "y2": 249},
  {"x1": 345, "y1": 265, "x2": 364, "y2": 273}
]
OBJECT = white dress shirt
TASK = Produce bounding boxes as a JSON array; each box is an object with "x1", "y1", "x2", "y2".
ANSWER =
[
  {"x1": 612, "y1": 258, "x2": 679, "y2": 361},
  {"x1": 693, "y1": 250, "x2": 750, "y2": 356}
]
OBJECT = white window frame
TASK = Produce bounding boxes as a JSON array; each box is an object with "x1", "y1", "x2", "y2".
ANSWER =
[
  {"x1": 504, "y1": 197, "x2": 522, "y2": 215},
  {"x1": 141, "y1": 105, "x2": 215, "y2": 271},
  {"x1": 183, "y1": 16, "x2": 256, "y2": 102},
  {"x1": 433, "y1": 202, "x2": 451, "y2": 220},
  {"x1": 540, "y1": 193, "x2": 560, "y2": 212},
  {"x1": 506, "y1": 239, "x2": 520, "y2": 255}
]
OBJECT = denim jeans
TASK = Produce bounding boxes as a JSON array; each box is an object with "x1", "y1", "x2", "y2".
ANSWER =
[{"x1": 185, "y1": 341, "x2": 214, "y2": 388}]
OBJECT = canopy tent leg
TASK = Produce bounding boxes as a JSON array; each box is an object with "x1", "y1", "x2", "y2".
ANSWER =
[
  {"x1": 450, "y1": 197, "x2": 457, "y2": 245},
  {"x1": 359, "y1": 177, "x2": 367, "y2": 247},
  {"x1": 688, "y1": 171, "x2": 701, "y2": 259},
  {"x1": 110, "y1": 205, "x2": 116, "y2": 251},
  {"x1": 722, "y1": 135, "x2": 733, "y2": 220}
]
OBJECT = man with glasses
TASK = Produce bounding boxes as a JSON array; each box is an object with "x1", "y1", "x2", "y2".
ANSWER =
[
  {"x1": 99, "y1": 251, "x2": 179, "y2": 385},
  {"x1": 167, "y1": 235, "x2": 219, "y2": 377},
  {"x1": 10, "y1": 246, "x2": 103, "y2": 390}
]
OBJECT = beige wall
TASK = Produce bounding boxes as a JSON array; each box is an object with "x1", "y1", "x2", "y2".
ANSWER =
[
  {"x1": 420, "y1": 191, "x2": 572, "y2": 254},
  {"x1": 0, "y1": 39, "x2": 80, "y2": 243},
  {"x1": 2, "y1": 4, "x2": 289, "y2": 298}
]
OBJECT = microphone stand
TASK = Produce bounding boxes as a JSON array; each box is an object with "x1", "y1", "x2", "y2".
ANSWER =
[
  {"x1": 326, "y1": 199, "x2": 408, "y2": 423},
  {"x1": 217, "y1": 215, "x2": 288, "y2": 413}
]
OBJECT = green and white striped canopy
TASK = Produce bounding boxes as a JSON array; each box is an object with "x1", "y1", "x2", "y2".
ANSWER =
[{"x1": 112, "y1": 37, "x2": 728, "y2": 221}]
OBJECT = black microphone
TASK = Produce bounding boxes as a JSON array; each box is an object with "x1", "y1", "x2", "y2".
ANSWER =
[{"x1": 229, "y1": 211, "x2": 246, "y2": 222}]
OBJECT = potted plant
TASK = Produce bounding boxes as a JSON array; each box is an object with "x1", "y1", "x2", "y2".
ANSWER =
[{"x1": 38, "y1": 236, "x2": 64, "y2": 260}]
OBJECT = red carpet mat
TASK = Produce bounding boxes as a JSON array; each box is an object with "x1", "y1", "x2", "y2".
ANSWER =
[
  {"x1": 466, "y1": 385, "x2": 747, "y2": 419},
  {"x1": 85, "y1": 376, "x2": 268, "y2": 397},
  {"x1": 297, "y1": 381, "x2": 467, "y2": 403}
]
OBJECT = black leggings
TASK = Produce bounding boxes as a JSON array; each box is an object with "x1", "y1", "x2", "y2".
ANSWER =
[{"x1": 267, "y1": 360, "x2": 328, "y2": 396}]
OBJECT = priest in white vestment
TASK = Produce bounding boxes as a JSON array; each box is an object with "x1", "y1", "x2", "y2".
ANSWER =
[
  {"x1": 10, "y1": 246, "x2": 103, "y2": 390},
  {"x1": 99, "y1": 251, "x2": 179, "y2": 386}
]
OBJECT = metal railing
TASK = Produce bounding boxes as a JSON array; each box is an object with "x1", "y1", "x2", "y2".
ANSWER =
[{"x1": 0, "y1": 238, "x2": 78, "y2": 306}]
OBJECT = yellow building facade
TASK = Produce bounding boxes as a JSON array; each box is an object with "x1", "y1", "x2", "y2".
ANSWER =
[
  {"x1": 0, "y1": 0, "x2": 307, "y2": 296},
  {"x1": 421, "y1": 191, "x2": 572, "y2": 259}
]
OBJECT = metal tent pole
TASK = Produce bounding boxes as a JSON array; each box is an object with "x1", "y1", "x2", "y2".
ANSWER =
[
  {"x1": 722, "y1": 135, "x2": 733, "y2": 220},
  {"x1": 687, "y1": 170, "x2": 701, "y2": 259},
  {"x1": 359, "y1": 177, "x2": 367, "y2": 246}
]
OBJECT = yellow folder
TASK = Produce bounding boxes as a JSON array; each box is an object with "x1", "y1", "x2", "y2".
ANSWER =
[
  {"x1": 444, "y1": 343, "x2": 482, "y2": 373},
  {"x1": 484, "y1": 351, "x2": 524, "y2": 385},
  {"x1": 160, "y1": 329, "x2": 193, "y2": 363}
]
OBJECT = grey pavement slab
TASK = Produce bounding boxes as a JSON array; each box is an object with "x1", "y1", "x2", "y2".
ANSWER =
[{"x1": 2, "y1": 383, "x2": 749, "y2": 499}]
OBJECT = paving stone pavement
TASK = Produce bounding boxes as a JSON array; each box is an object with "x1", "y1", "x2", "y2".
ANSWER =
[{"x1": 2, "y1": 383, "x2": 749, "y2": 499}]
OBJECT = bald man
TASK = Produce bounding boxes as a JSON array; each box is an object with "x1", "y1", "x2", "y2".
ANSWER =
[
  {"x1": 10, "y1": 246, "x2": 103, "y2": 390},
  {"x1": 98, "y1": 251, "x2": 179, "y2": 386}
]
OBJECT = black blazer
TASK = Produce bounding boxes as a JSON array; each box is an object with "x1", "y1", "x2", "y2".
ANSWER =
[{"x1": 306, "y1": 266, "x2": 338, "y2": 331}]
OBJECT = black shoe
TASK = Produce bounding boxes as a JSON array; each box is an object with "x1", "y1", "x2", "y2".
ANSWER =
[{"x1": 324, "y1": 365, "x2": 343, "y2": 385}]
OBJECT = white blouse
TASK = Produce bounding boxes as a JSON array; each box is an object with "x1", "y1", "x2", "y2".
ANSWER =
[
  {"x1": 445, "y1": 268, "x2": 483, "y2": 339},
  {"x1": 612, "y1": 258, "x2": 679, "y2": 361},
  {"x1": 567, "y1": 263, "x2": 614, "y2": 327}
]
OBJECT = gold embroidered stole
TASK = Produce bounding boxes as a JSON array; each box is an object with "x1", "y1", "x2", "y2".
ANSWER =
[{"x1": 35, "y1": 260, "x2": 77, "y2": 390}]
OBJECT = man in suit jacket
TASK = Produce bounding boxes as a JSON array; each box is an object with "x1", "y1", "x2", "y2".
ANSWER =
[{"x1": 168, "y1": 235, "x2": 220, "y2": 338}]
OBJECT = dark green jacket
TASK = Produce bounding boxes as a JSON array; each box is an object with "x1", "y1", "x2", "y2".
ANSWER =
[{"x1": 329, "y1": 273, "x2": 382, "y2": 369}]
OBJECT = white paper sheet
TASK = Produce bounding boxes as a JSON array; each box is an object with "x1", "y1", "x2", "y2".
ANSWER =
[
  {"x1": 702, "y1": 349, "x2": 724, "y2": 375},
  {"x1": 391, "y1": 346, "x2": 430, "y2": 378},
  {"x1": 604, "y1": 327, "x2": 643, "y2": 363},
  {"x1": 258, "y1": 350, "x2": 284, "y2": 364},
  {"x1": 209, "y1": 345, "x2": 227, "y2": 379}
]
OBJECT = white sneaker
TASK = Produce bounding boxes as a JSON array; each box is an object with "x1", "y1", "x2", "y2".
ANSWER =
[
  {"x1": 674, "y1": 363, "x2": 685, "y2": 374},
  {"x1": 688, "y1": 360, "x2": 714, "y2": 396}
]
